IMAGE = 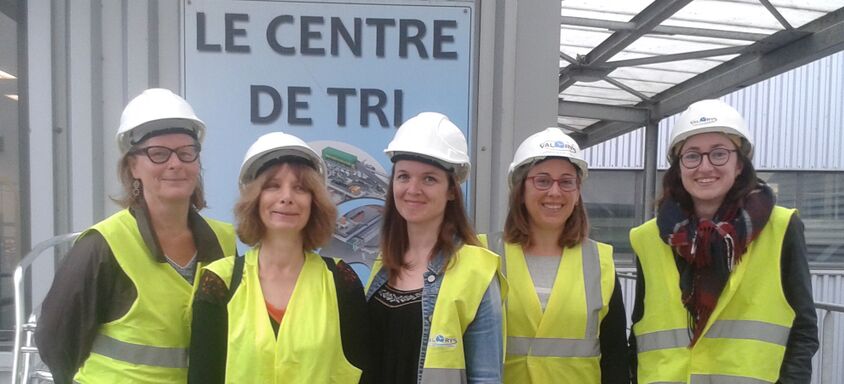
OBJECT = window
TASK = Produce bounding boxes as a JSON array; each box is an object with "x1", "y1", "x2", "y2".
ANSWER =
[
  {"x1": 761, "y1": 171, "x2": 844, "y2": 265},
  {"x1": 0, "y1": 5, "x2": 23, "y2": 342},
  {"x1": 581, "y1": 170, "x2": 643, "y2": 264}
]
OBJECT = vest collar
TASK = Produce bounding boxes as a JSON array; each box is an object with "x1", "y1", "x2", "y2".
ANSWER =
[{"x1": 130, "y1": 205, "x2": 225, "y2": 263}]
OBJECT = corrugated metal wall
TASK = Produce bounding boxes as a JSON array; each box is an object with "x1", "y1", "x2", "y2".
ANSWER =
[
  {"x1": 618, "y1": 268, "x2": 844, "y2": 383},
  {"x1": 584, "y1": 51, "x2": 844, "y2": 171}
]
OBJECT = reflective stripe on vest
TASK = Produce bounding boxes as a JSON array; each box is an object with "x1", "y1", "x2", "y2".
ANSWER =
[
  {"x1": 421, "y1": 368, "x2": 469, "y2": 384},
  {"x1": 636, "y1": 328, "x2": 691, "y2": 353},
  {"x1": 705, "y1": 320, "x2": 790, "y2": 345},
  {"x1": 507, "y1": 336, "x2": 600, "y2": 357},
  {"x1": 690, "y1": 374, "x2": 773, "y2": 384},
  {"x1": 634, "y1": 320, "x2": 790, "y2": 354},
  {"x1": 505, "y1": 239, "x2": 602, "y2": 358},
  {"x1": 90, "y1": 334, "x2": 187, "y2": 368}
]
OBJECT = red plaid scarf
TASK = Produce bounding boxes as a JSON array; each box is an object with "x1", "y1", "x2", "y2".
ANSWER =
[{"x1": 657, "y1": 183, "x2": 774, "y2": 345}]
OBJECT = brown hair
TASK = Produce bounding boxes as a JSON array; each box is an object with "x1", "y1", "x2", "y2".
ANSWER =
[
  {"x1": 379, "y1": 167, "x2": 479, "y2": 276},
  {"x1": 503, "y1": 158, "x2": 589, "y2": 248},
  {"x1": 112, "y1": 147, "x2": 207, "y2": 209},
  {"x1": 234, "y1": 162, "x2": 337, "y2": 249},
  {"x1": 657, "y1": 149, "x2": 758, "y2": 215}
]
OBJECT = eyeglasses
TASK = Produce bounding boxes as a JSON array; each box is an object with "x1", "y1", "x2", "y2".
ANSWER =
[
  {"x1": 131, "y1": 145, "x2": 200, "y2": 164},
  {"x1": 679, "y1": 148, "x2": 737, "y2": 169},
  {"x1": 526, "y1": 174, "x2": 578, "y2": 192}
]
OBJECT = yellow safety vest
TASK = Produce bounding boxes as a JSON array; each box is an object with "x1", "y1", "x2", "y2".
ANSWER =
[
  {"x1": 204, "y1": 247, "x2": 361, "y2": 384},
  {"x1": 630, "y1": 206, "x2": 796, "y2": 384},
  {"x1": 480, "y1": 234, "x2": 615, "y2": 384},
  {"x1": 75, "y1": 209, "x2": 235, "y2": 383},
  {"x1": 367, "y1": 244, "x2": 502, "y2": 384}
]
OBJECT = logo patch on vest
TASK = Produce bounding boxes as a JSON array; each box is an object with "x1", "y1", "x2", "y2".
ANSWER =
[{"x1": 429, "y1": 334, "x2": 458, "y2": 348}]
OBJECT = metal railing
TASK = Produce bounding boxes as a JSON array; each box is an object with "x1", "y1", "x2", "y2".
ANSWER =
[
  {"x1": 12, "y1": 232, "x2": 79, "y2": 384},
  {"x1": 814, "y1": 301, "x2": 844, "y2": 384}
]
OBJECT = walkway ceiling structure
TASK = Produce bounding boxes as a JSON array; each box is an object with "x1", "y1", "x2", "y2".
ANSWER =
[{"x1": 559, "y1": 0, "x2": 844, "y2": 147}]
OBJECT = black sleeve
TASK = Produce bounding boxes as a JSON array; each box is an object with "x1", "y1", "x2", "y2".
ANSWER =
[
  {"x1": 34, "y1": 231, "x2": 121, "y2": 384},
  {"x1": 628, "y1": 258, "x2": 645, "y2": 384},
  {"x1": 778, "y1": 215, "x2": 819, "y2": 384},
  {"x1": 600, "y1": 276, "x2": 631, "y2": 384},
  {"x1": 188, "y1": 270, "x2": 229, "y2": 384},
  {"x1": 334, "y1": 261, "x2": 374, "y2": 384}
]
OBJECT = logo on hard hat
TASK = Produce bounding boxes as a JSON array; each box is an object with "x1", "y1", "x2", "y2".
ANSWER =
[
  {"x1": 539, "y1": 140, "x2": 576, "y2": 153},
  {"x1": 690, "y1": 116, "x2": 717, "y2": 126}
]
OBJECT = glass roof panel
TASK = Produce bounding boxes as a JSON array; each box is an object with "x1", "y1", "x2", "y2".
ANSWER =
[{"x1": 559, "y1": 0, "x2": 844, "y2": 141}]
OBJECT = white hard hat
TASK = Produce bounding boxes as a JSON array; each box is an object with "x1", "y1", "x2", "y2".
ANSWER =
[
  {"x1": 116, "y1": 88, "x2": 206, "y2": 154},
  {"x1": 239, "y1": 132, "x2": 325, "y2": 186},
  {"x1": 384, "y1": 112, "x2": 471, "y2": 183},
  {"x1": 508, "y1": 127, "x2": 588, "y2": 188},
  {"x1": 669, "y1": 99, "x2": 754, "y2": 161}
]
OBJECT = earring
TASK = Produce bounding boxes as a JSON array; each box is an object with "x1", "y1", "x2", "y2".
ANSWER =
[{"x1": 132, "y1": 179, "x2": 142, "y2": 197}]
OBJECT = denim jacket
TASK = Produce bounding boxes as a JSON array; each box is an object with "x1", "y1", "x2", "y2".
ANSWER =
[{"x1": 366, "y1": 250, "x2": 504, "y2": 384}]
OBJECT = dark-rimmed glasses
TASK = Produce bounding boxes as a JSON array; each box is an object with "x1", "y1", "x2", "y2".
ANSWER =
[
  {"x1": 679, "y1": 148, "x2": 737, "y2": 169},
  {"x1": 131, "y1": 145, "x2": 200, "y2": 164},
  {"x1": 526, "y1": 174, "x2": 578, "y2": 192}
]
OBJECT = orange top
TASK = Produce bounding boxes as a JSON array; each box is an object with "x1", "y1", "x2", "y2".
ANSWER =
[{"x1": 265, "y1": 300, "x2": 286, "y2": 323}]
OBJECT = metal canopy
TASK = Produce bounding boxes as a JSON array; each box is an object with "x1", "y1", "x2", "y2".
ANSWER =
[{"x1": 558, "y1": 0, "x2": 844, "y2": 147}]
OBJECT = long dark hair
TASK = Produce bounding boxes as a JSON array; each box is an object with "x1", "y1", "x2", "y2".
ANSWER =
[{"x1": 379, "y1": 166, "x2": 479, "y2": 276}]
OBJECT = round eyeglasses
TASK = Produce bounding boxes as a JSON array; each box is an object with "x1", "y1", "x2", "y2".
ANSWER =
[
  {"x1": 131, "y1": 144, "x2": 200, "y2": 164},
  {"x1": 679, "y1": 148, "x2": 737, "y2": 169},
  {"x1": 526, "y1": 174, "x2": 578, "y2": 192}
]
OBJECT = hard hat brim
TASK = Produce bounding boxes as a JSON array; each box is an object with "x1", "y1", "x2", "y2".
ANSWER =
[
  {"x1": 669, "y1": 126, "x2": 753, "y2": 161},
  {"x1": 388, "y1": 151, "x2": 470, "y2": 184},
  {"x1": 239, "y1": 147, "x2": 324, "y2": 186},
  {"x1": 118, "y1": 117, "x2": 205, "y2": 154},
  {"x1": 508, "y1": 155, "x2": 588, "y2": 189}
]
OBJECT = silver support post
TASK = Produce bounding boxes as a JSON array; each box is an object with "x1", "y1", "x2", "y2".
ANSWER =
[{"x1": 642, "y1": 121, "x2": 659, "y2": 221}]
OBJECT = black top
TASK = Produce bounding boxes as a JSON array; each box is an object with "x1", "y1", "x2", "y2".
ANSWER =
[
  {"x1": 188, "y1": 259, "x2": 373, "y2": 384},
  {"x1": 34, "y1": 206, "x2": 229, "y2": 384},
  {"x1": 600, "y1": 277, "x2": 632, "y2": 384},
  {"x1": 628, "y1": 215, "x2": 819, "y2": 383},
  {"x1": 367, "y1": 284, "x2": 423, "y2": 384}
]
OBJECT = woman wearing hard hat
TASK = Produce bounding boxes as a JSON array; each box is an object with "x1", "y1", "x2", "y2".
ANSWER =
[
  {"x1": 188, "y1": 132, "x2": 371, "y2": 383},
  {"x1": 365, "y1": 112, "x2": 504, "y2": 384},
  {"x1": 629, "y1": 99, "x2": 818, "y2": 383},
  {"x1": 480, "y1": 128, "x2": 628, "y2": 384},
  {"x1": 34, "y1": 88, "x2": 237, "y2": 383}
]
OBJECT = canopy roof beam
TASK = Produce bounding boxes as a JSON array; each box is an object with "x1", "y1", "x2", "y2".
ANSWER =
[
  {"x1": 570, "y1": 6, "x2": 844, "y2": 148},
  {"x1": 604, "y1": 46, "x2": 749, "y2": 68},
  {"x1": 559, "y1": 0, "x2": 693, "y2": 92},
  {"x1": 560, "y1": 15, "x2": 769, "y2": 41},
  {"x1": 558, "y1": 100, "x2": 649, "y2": 124}
]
